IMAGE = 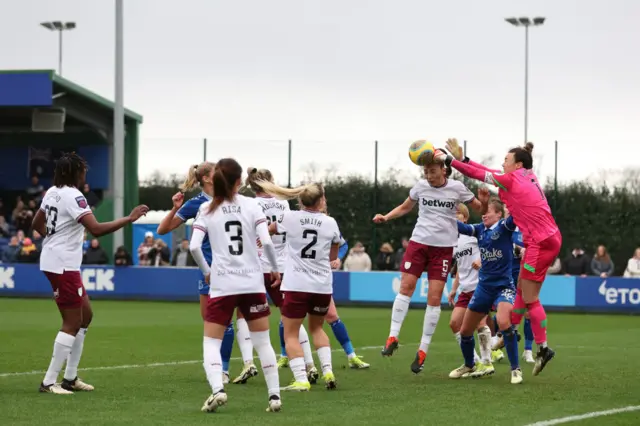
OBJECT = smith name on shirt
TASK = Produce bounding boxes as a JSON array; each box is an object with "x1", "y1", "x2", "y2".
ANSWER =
[
  {"x1": 300, "y1": 217, "x2": 322, "y2": 227},
  {"x1": 421, "y1": 198, "x2": 457, "y2": 209}
]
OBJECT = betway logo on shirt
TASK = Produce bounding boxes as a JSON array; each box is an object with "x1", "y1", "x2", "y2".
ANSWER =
[
  {"x1": 598, "y1": 280, "x2": 640, "y2": 305},
  {"x1": 454, "y1": 247, "x2": 473, "y2": 260},
  {"x1": 480, "y1": 247, "x2": 503, "y2": 262},
  {"x1": 421, "y1": 199, "x2": 456, "y2": 209}
]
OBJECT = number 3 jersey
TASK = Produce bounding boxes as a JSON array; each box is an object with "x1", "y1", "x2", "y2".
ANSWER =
[
  {"x1": 192, "y1": 195, "x2": 266, "y2": 297},
  {"x1": 39, "y1": 186, "x2": 92, "y2": 274},
  {"x1": 275, "y1": 210, "x2": 342, "y2": 295},
  {"x1": 255, "y1": 196, "x2": 290, "y2": 273}
]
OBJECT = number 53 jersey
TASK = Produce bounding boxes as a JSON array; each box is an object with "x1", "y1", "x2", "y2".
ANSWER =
[
  {"x1": 193, "y1": 195, "x2": 267, "y2": 297},
  {"x1": 255, "y1": 196, "x2": 290, "y2": 273},
  {"x1": 275, "y1": 210, "x2": 342, "y2": 295},
  {"x1": 39, "y1": 186, "x2": 92, "y2": 274}
]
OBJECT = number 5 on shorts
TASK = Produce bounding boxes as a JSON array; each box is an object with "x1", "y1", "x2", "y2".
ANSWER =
[{"x1": 442, "y1": 259, "x2": 449, "y2": 273}]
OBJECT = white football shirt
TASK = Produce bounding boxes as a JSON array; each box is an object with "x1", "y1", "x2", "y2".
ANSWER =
[
  {"x1": 276, "y1": 210, "x2": 341, "y2": 294},
  {"x1": 255, "y1": 196, "x2": 290, "y2": 273},
  {"x1": 453, "y1": 233, "x2": 480, "y2": 293},
  {"x1": 192, "y1": 195, "x2": 266, "y2": 297},
  {"x1": 39, "y1": 186, "x2": 92, "y2": 274},
  {"x1": 409, "y1": 179, "x2": 475, "y2": 247}
]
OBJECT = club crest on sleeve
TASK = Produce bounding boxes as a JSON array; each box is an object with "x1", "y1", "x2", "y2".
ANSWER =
[{"x1": 75, "y1": 196, "x2": 88, "y2": 208}]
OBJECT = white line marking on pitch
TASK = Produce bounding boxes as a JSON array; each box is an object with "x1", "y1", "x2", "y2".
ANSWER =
[
  {"x1": 0, "y1": 343, "x2": 404, "y2": 378},
  {"x1": 524, "y1": 405, "x2": 640, "y2": 426}
]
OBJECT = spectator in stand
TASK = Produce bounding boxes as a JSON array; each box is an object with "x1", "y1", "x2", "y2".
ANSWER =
[
  {"x1": 591, "y1": 245, "x2": 615, "y2": 278},
  {"x1": 564, "y1": 245, "x2": 591, "y2": 277},
  {"x1": 623, "y1": 248, "x2": 640, "y2": 278},
  {"x1": 12, "y1": 200, "x2": 33, "y2": 233},
  {"x1": 376, "y1": 242, "x2": 395, "y2": 271},
  {"x1": 137, "y1": 231, "x2": 155, "y2": 265},
  {"x1": 394, "y1": 237, "x2": 409, "y2": 270},
  {"x1": 0, "y1": 216, "x2": 10, "y2": 238},
  {"x1": 1, "y1": 236, "x2": 20, "y2": 263},
  {"x1": 27, "y1": 199, "x2": 38, "y2": 215},
  {"x1": 547, "y1": 257, "x2": 562, "y2": 275},
  {"x1": 343, "y1": 241, "x2": 372, "y2": 272},
  {"x1": 114, "y1": 246, "x2": 133, "y2": 267},
  {"x1": 82, "y1": 230, "x2": 90, "y2": 254},
  {"x1": 17, "y1": 237, "x2": 39, "y2": 263},
  {"x1": 148, "y1": 238, "x2": 170, "y2": 267},
  {"x1": 82, "y1": 183, "x2": 100, "y2": 208},
  {"x1": 31, "y1": 230, "x2": 43, "y2": 251},
  {"x1": 171, "y1": 238, "x2": 196, "y2": 267},
  {"x1": 83, "y1": 238, "x2": 109, "y2": 265},
  {"x1": 26, "y1": 176, "x2": 44, "y2": 204},
  {"x1": 0, "y1": 197, "x2": 6, "y2": 219},
  {"x1": 16, "y1": 230, "x2": 25, "y2": 243}
]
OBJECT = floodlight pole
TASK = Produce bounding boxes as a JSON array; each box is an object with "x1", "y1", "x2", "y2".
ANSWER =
[
  {"x1": 40, "y1": 21, "x2": 76, "y2": 76},
  {"x1": 113, "y1": 0, "x2": 125, "y2": 251},
  {"x1": 505, "y1": 17, "x2": 545, "y2": 144}
]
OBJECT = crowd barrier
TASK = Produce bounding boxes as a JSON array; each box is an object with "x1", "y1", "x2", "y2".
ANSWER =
[{"x1": 0, "y1": 264, "x2": 638, "y2": 312}]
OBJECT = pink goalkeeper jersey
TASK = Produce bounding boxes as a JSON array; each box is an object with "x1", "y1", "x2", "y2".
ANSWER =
[{"x1": 452, "y1": 159, "x2": 559, "y2": 245}]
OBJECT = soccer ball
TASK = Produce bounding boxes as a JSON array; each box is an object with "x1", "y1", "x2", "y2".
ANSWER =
[{"x1": 408, "y1": 140, "x2": 435, "y2": 166}]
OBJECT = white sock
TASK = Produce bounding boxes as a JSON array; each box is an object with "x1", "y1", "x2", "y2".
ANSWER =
[
  {"x1": 477, "y1": 326, "x2": 492, "y2": 364},
  {"x1": 250, "y1": 330, "x2": 280, "y2": 397},
  {"x1": 64, "y1": 328, "x2": 87, "y2": 381},
  {"x1": 419, "y1": 305, "x2": 441, "y2": 353},
  {"x1": 203, "y1": 336, "x2": 224, "y2": 393},
  {"x1": 43, "y1": 331, "x2": 76, "y2": 386},
  {"x1": 299, "y1": 325, "x2": 315, "y2": 368},
  {"x1": 236, "y1": 318, "x2": 254, "y2": 365},
  {"x1": 289, "y1": 357, "x2": 308, "y2": 383},
  {"x1": 491, "y1": 335, "x2": 499, "y2": 347},
  {"x1": 317, "y1": 346, "x2": 333, "y2": 375},
  {"x1": 390, "y1": 294, "x2": 411, "y2": 338}
]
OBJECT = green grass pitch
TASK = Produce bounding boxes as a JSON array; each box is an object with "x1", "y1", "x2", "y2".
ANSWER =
[{"x1": 1, "y1": 298, "x2": 639, "y2": 425}]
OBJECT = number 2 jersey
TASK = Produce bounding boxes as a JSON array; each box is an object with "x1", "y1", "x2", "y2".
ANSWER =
[
  {"x1": 39, "y1": 186, "x2": 92, "y2": 274},
  {"x1": 192, "y1": 195, "x2": 267, "y2": 297},
  {"x1": 255, "y1": 196, "x2": 290, "y2": 273},
  {"x1": 275, "y1": 210, "x2": 342, "y2": 295}
]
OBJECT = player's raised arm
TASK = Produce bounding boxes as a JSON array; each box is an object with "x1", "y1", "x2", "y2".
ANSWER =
[
  {"x1": 373, "y1": 197, "x2": 417, "y2": 223},
  {"x1": 457, "y1": 220, "x2": 475, "y2": 236},
  {"x1": 435, "y1": 148, "x2": 514, "y2": 192},
  {"x1": 80, "y1": 206, "x2": 148, "y2": 238}
]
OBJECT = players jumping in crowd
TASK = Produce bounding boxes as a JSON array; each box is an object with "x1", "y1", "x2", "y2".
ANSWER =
[
  {"x1": 448, "y1": 204, "x2": 493, "y2": 371},
  {"x1": 372, "y1": 157, "x2": 489, "y2": 374},
  {"x1": 157, "y1": 162, "x2": 249, "y2": 385},
  {"x1": 437, "y1": 139, "x2": 560, "y2": 375},
  {"x1": 257, "y1": 179, "x2": 341, "y2": 391},
  {"x1": 449, "y1": 198, "x2": 522, "y2": 384},
  {"x1": 189, "y1": 158, "x2": 281, "y2": 413},
  {"x1": 32, "y1": 152, "x2": 149, "y2": 394}
]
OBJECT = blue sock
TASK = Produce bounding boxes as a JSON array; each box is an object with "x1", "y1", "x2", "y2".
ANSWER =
[
  {"x1": 502, "y1": 327, "x2": 520, "y2": 370},
  {"x1": 523, "y1": 319, "x2": 533, "y2": 351},
  {"x1": 460, "y1": 334, "x2": 475, "y2": 368},
  {"x1": 278, "y1": 320, "x2": 286, "y2": 357},
  {"x1": 221, "y1": 322, "x2": 234, "y2": 372},
  {"x1": 330, "y1": 319, "x2": 354, "y2": 357}
]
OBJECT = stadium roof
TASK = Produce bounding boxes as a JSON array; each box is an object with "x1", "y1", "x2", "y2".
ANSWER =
[{"x1": 0, "y1": 69, "x2": 143, "y2": 123}]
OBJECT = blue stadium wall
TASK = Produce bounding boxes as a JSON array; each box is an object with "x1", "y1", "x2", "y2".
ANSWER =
[{"x1": 0, "y1": 264, "x2": 638, "y2": 313}]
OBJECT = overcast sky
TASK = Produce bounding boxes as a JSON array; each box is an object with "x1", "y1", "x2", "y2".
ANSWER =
[{"x1": 2, "y1": 0, "x2": 639, "y2": 185}]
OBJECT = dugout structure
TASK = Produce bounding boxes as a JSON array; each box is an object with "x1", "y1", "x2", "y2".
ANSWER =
[{"x1": 0, "y1": 69, "x2": 142, "y2": 259}]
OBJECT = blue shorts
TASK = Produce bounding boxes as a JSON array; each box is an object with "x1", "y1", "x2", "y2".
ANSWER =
[
  {"x1": 197, "y1": 271, "x2": 210, "y2": 296},
  {"x1": 468, "y1": 279, "x2": 516, "y2": 314}
]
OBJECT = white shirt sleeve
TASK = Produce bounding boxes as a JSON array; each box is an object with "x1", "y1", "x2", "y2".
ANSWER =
[
  {"x1": 190, "y1": 227, "x2": 210, "y2": 275},
  {"x1": 65, "y1": 189, "x2": 92, "y2": 222},
  {"x1": 457, "y1": 182, "x2": 475, "y2": 204},
  {"x1": 276, "y1": 211, "x2": 290, "y2": 234},
  {"x1": 254, "y1": 202, "x2": 278, "y2": 270},
  {"x1": 409, "y1": 181, "x2": 421, "y2": 201}
]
